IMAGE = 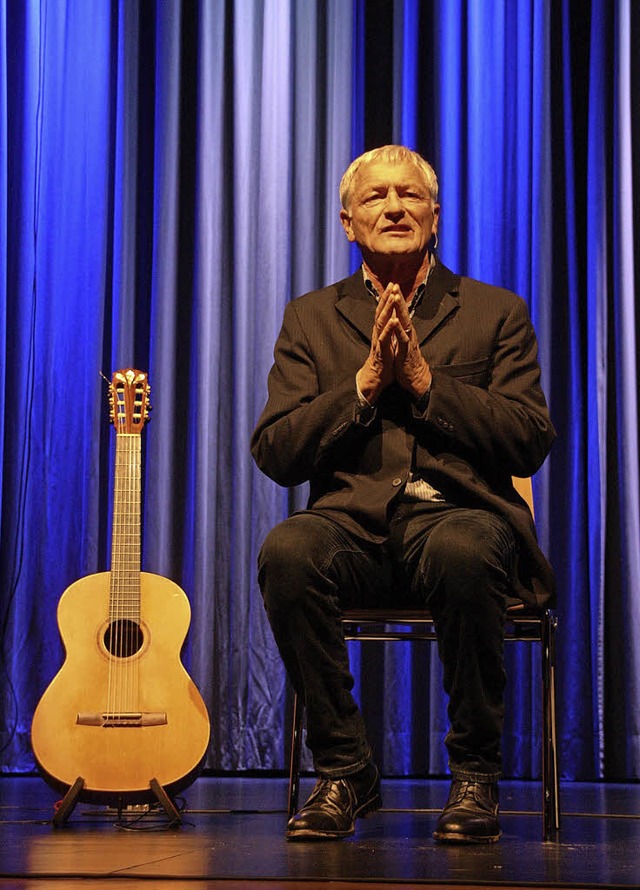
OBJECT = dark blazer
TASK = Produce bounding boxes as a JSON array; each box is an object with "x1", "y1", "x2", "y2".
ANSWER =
[{"x1": 251, "y1": 260, "x2": 556, "y2": 607}]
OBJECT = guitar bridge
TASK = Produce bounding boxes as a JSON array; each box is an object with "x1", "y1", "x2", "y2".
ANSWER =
[{"x1": 76, "y1": 712, "x2": 168, "y2": 727}]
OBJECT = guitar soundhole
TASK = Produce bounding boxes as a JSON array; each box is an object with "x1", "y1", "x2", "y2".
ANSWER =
[{"x1": 103, "y1": 619, "x2": 144, "y2": 657}]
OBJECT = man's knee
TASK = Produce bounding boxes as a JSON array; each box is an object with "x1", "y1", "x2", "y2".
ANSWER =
[
  {"x1": 257, "y1": 515, "x2": 327, "y2": 611},
  {"x1": 423, "y1": 513, "x2": 514, "y2": 607}
]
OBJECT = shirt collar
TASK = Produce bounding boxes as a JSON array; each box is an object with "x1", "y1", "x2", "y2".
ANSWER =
[{"x1": 362, "y1": 254, "x2": 436, "y2": 317}]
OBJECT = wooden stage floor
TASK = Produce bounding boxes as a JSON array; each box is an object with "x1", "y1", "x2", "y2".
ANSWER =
[{"x1": 0, "y1": 774, "x2": 639, "y2": 889}]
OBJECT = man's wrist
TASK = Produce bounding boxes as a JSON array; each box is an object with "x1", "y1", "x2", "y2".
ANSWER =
[
  {"x1": 356, "y1": 376, "x2": 373, "y2": 408},
  {"x1": 356, "y1": 368, "x2": 382, "y2": 406},
  {"x1": 355, "y1": 374, "x2": 378, "y2": 425},
  {"x1": 413, "y1": 386, "x2": 431, "y2": 413},
  {"x1": 411, "y1": 367, "x2": 432, "y2": 413},
  {"x1": 409, "y1": 366, "x2": 432, "y2": 401}
]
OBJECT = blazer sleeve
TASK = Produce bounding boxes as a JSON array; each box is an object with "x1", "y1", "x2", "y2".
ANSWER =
[{"x1": 250, "y1": 299, "x2": 372, "y2": 487}]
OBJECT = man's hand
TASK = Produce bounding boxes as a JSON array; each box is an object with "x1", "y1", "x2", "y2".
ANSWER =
[
  {"x1": 357, "y1": 283, "x2": 432, "y2": 404},
  {"x1": 356, "y1": 283, "x2": 401, "y2": 404},
  {"x1": 392, "y1": 292, "x2": 432, "y2": 399}
]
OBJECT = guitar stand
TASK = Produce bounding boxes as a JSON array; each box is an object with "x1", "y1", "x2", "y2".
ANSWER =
[
  {"x1": 149, "y1": 777, "x2": 182, "y2": 825},
  {"x1": 51, "y1": 776, "x2": 182, "y2": 827},
  {"x1": 52, "y1": 776, "x2": 85, "y2": 826}
]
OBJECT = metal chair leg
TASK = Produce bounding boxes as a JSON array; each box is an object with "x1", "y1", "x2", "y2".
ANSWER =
[
  {"x1": 541, "y1": 610, "x2": 560, "y2": 841},
  {"x1": 287, "y1": 692, "x2": 304, "y2": 817}
]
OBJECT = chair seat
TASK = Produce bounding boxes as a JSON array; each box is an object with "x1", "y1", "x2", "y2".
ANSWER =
[{"x1": 339, "y1": 602, "x2": 550, "y2": 642}]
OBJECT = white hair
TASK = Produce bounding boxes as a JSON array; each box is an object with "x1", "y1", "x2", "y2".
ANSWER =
[{"x1": 339, "y1": 145, "x2": 439, "y2": 210}]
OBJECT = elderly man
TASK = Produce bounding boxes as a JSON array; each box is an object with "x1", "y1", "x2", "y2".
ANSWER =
[{"x1": 251, "y1": 145, "x2": 555, "y2": 843}]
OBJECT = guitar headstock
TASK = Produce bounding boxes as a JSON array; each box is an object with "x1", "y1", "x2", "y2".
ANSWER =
[{"x1": 108, "y1": 369, "x2": 151, "y2": 434}]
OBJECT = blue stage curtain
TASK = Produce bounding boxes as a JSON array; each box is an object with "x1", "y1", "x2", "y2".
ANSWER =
[{"x1": 1, "y1": 0, "x2": 639, "y2": 782}]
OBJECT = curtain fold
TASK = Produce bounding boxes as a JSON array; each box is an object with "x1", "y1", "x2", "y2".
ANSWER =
[
  {"x1": 0, "y1": 0, "x2": 7, "y2": 515},
  {"x1": 1, "y1": 0, "x2": 639, "y2": 781},
  {"x1": 608, "y1": 0, "x2": 640, "y2": 774}
]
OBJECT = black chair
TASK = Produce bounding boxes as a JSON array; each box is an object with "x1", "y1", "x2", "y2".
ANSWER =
[{"x1": 287, "y1": 479, "x2": 560, "y2": 842}]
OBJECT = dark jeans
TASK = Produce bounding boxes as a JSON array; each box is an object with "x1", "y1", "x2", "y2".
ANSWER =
[{"x1": 257, "y1": 500, "x2": 516, "y2": 782}]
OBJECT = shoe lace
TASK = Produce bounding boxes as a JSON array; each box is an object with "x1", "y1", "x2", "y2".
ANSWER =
[
  {"x1": 308, "y1": 776, "x2": 355, "y2": 817},
  {"x1": 449, "y1": 780, "x2": 496, "y2": 811}
]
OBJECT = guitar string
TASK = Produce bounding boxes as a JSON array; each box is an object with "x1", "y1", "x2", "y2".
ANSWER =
[
  {"x1": 123, "y1": 429, "x2": 129, "y2": 714},
  {"x1": 117, "y1": 396, "x2": 127, "y2": 716},
  {"x1": 107, "y1": 388, "x2": 134, "y2": 720},
  {"x1": 107, "y1": 390, "x2": 123, "y2": 720},
  {"x1": 122, "y1": 408, "x2": 139, "y2": 717},
  {"x1": 121, "y1": 429, "x2": 128, "y2": 715},
  {"x1": 126, "y1": 430, "x2": 131, "y2": 714},
  {"x1": 107, "y1": 391, "x2": 116, "y2": 719},
  {"x1": 126, "y1": 427, "x2": 141, "y2": 716},
  {"x1": 129, "y1": 395, "x2": 142, "y2": 716},
  {"x1": 106, "y1": 382, "x2": 144, "y2": 723},
  {"x1": 105, "y1": 391, "x2": 117, "y2": 720}
]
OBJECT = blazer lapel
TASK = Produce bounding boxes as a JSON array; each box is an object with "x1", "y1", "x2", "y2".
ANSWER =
[
  {"x1": 335, "y1": 272, "x2": 376, "y2": 342},
  {"x1": 412, "y1": 260, "x2": 460, "y2": 345}
]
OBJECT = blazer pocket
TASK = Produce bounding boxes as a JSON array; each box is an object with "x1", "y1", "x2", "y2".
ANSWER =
[{"x1": 432, "y1": 358, "x2": 491, "y2": 387}]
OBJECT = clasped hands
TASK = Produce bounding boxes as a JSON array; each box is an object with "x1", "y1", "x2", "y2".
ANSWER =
[{"x1": 356, "y1": 283, "x2": 432, "y2": 406}]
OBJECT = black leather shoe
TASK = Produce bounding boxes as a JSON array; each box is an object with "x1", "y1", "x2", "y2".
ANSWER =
[
  {"x1": 286, "y1": 762, "x2": 382, "y2": 840},
  {"x1": 433, "y1": 779, "x2": 501, "y2": 844}
]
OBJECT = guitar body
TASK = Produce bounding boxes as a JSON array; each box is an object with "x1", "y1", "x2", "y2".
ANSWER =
[{"x1": 31, "y1": 570, "x2": 210, "y2": 802}]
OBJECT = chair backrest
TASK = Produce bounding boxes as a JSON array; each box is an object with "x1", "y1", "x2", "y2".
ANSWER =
[{"x1": 512, "y1": 476, "x2": 534, "y2": 518}]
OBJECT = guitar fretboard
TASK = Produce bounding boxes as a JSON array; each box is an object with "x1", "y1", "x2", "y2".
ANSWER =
[{"x1": 110, "y1": 432, "x2": 141, "y2": 620}]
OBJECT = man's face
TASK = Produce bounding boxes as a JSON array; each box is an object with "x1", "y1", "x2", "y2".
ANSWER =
[{"x1": 340, "y1": 160, "x2": 439, "y2": 261}]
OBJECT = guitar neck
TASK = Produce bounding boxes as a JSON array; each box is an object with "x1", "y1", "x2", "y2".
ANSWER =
[{"x1": 110, "y1": 432, "x2": 142, "y2": 619}]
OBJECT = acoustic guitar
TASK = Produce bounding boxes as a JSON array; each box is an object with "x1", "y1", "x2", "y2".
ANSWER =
[{"x1": 31, "y1": 369, "x2": 210, "y2": 810}]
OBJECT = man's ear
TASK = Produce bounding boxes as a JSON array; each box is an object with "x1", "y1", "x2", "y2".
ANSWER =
[
  {"x1": 340, "y1": 209, "x2": 356, "y2": 242},
  {"x1": 431, "y1": 203, "x2": 441, "y2": 237}
]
